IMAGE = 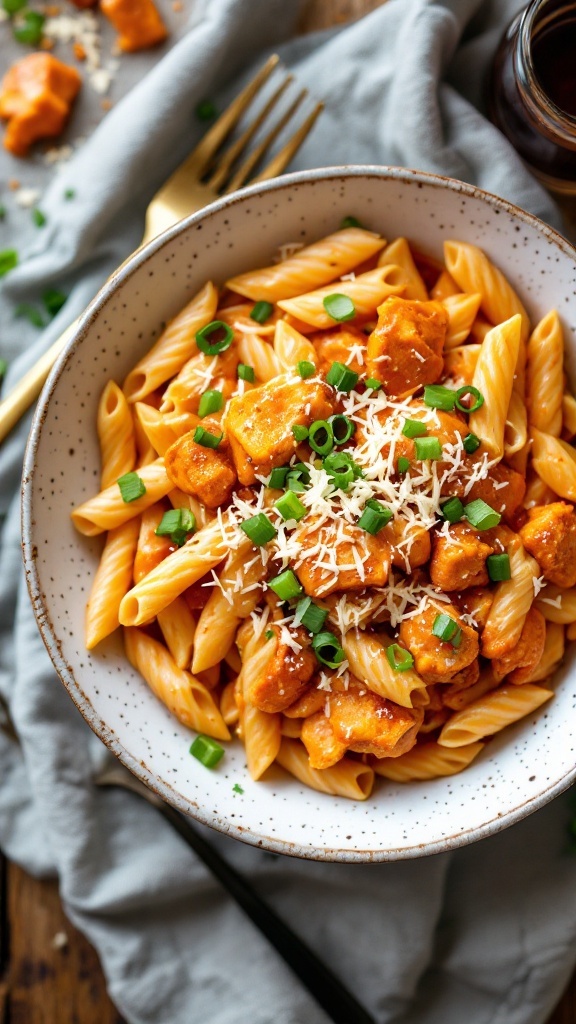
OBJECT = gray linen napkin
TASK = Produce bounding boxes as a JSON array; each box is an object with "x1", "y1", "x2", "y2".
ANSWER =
[{"x1": 1, "y1": 2, "x2": 576, "y2": 1022}]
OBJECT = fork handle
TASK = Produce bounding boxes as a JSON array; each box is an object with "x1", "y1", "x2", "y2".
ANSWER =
[
  {"x1": 158, "y1": 801, "x2": 376, "y2": 1024},
  {"x1": 0, "y1": 321, "x2": 77, "y2": 444}
]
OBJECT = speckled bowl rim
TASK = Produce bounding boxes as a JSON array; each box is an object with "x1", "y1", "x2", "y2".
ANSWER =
[{"x1": 21, "y1": 165, "x2": 576, "y2": 862}]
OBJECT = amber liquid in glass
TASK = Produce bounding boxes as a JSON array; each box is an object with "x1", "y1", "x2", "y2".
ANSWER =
[{"x1": 532, "y1": 8, "x2": 576, "y2": 116}]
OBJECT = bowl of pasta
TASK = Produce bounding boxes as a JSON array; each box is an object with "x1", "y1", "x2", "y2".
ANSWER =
[{"x1": 22, "y1": 166, "x2": 576, "y2": 861}]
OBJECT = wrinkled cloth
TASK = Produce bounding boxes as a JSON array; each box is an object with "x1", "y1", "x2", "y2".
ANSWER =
[{"x1": 1, "y1": 2, "x2": 575, "y2": 1023}]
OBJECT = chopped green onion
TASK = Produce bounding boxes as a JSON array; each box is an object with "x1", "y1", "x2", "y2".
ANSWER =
[
  {"x1": 0, "y1": 358, "x2": 8, "y2": 382},
  {"x1": 323, "y1": 293, "x2": 356, "y2": 323},
  {"x1": 414, "y1": 436, "x2": 443, "y2": 461},
  {"x1": 357, "y1": 499, "x2": 393, "y2": 535},
  {"x1": 463, "y1": 432, "x2": 481, "y2": 454},
  {"x1": 196, "y1": 99, "x2": 217, "y2": 121},
  {"x1": 43, "y1": 288, "x2": 67, "y2": 318},
  {"x1": 311, "y1": 631, "x2": 346, "y2": 669},
  {"x1": 464, "y1": 498, "x2": 501, "y2": 530},
  {"x1": 424, "y1": 384, "x2": 456, "y2": 411},
  {"x1": 292, "y1": 424, "x2": 309, "y2": 442},
  {"x1": 364, "y1": 377, "x2": 381, "y2": 391},
  {"x1": 0, "y1": 249, "x2": 18, "y2": 277},
  {"x1": 329, "y1": 414, "x2": 354, "y2": 445},
  {"x1": 432, "y1": 613, "x2": 462, "y2": 646},
  {"x1": 325, "y1": 360, "x2": 359, "y2": 392},
  {"x1": 64, "y1": 188, "x2": 76, "y2": 200},
  {"x1": 340, "y1": 216, "x2": 363, "y2": 228},
  {"x1": 13, "y1": 10, "x2": 45, "y2": 44},
  {"x1": 487, "y1": 552, "x2": 511, "y2": 582},
  {"x1": 402, "y1": 418, "x2": 428, "y2": 439},
  {"x1": 386, "y1": 644, "x2": 414, "y2": 672},
  {"x1": 290, "y1": 462, "x2": 311, "y2": 482},
  {"x1": 268, "y1": 466, "x2": 290, "y2": 489},
  {"x1": 0, "y1": 205, "x2": 5, "y2": 220},
  {"x1": 237, "y1": 363, "x2": 255, "y2": 382},
  {"x1": 323, "y1": 451, "x2": 358, "y2": 491},
  {"x1": 440, "y1": 497, "x2": 464, "y2": 524},
  {"x1": 190, "y1": 734, "x2": 224, "y2": 768},
  {"x1": 268, "y1": 569, "x2": 303, "y2": 600},
  {"x1": 264, "y1": 629, "x2": 275, "y2": 641},
  {"x1": 297, "y1": 359, "x2": 316, "y2": 379},
  {"x1": 155, "y1": 507, "x2": 196, "y2": 546},
  {"x1": 397, "y1": 456, "x2": 411, "y2": 474},
  {"x1": 250, "y1": 300, "x2": 273, "y2": 324},
  {"x1": 232, "y1": 783, "x2": 244, "y2": 794},
  {"x1": 455, "y1": 385, "x2": 484, "y2": 414},
  {"x1": 294, "y1": 596, "x2": 328, "y2": 634},
  {"x1": 117, "y1": 471, "x2": 146, "y2": 503},
  {"x1": 287, "y1": 475, "x2": 306, "y2": 493},
  {"x1": 195, "y1": 320, "x2": 234, "y2": 355},
  {"x1": 31, "y1": 208, "x2": 46, "y2": 228},
  {"x1": 193, "y1": 426, "x2": 222, "y2": 449},
  {"x1": 275, "y1": 490, "x2": 307, "y2": 522},
  {"x1": 198, "y1": 389, "x2": 223, "y2": 417},
  {"x1": 15, "y1": 303, "x2": 45, "y2": 328},
  {"x1": 240, "y1": 512, "x2": 277, "y2": 546},
  {"x1": 308, "y1": 419, "x2": 334, "y2": 456},
  {"x1": 2, "y1": 0, "x2": 26, "y2": 13}
]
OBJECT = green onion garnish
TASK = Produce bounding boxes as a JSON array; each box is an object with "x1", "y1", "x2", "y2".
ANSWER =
[
  {"x1": 464, "y1": 498, "x2": 501, "y2": 530},
  {"x1": 487, "y1": 552, "x2": 511, "y2": 582},
  {"x1": 2, "y1": 0, "x2": 27, "y2": 13},
  {"x1": 43, "y1": 289, "x2": 67, "y2": 318},
  {"x1": 424, "y1": 384, "x2": 456, "y2": 411},
  {"x1": 397, "y1": 456, "x2": 411, "y2": 474},
  {"x1": 297, "y1": 360, "x2": 316, "y2": 379},
  {"x1": 232, "y1": 783, "x2": 244, "y2": 793},
  {"x1": 323, "y1": 451, "x2": 359, "y2": 491},
  {"x1": 323, "y1": 293, "x2": 356, "y2": 323},
  {"x1": 329, "y1": 414, "x2": 354, "y2": 445},
  {"x1": 190, "y1": 734, "x2": 225, "y2": 768},
  {"x1": 432, "y1": 613, "x2": 462, "y2": 647},
  {"x1": 275, "y1": 490, "x2": 307, "y2": 522},
  {"x1": 196, "y1": 100, "x2": 217, "y2": 121},
  {"x1": 402, "y1": 418, "x2": 428, "y2": 439},
  {"x1": 193, "y1": 426, "x2": 222, "y2": 449},
  {"x1": 463, "y1": 432, "x2": 481, "y2": 454},
  {"x1": 287, "y1": 475, "x2": 306, "y2": 493},
  {"x1": 15, "y1": 303, "x2": 45, "y2": 328},
  {"x1": 13, "y1": 10, "x2": 44, "y2": 44},
  {"x1": 325, "y1": 361, "x2": 359, "y2": 392},
  {"x1": 195, "y1": 320, "x2": 234, "y2": 355},
  {"x1": 155, "y1": 507, "x2": 196, "y2": 546},
  {"x1": 290, "y1": 462, "x2": 311, "y2": 482},
  {"x1": 294, "y1": 596, "x2": 328, "y2": 634},
  {"x1": 440, "y1": 497, "x2": 464, "y2": 524},
  {"x1": 265, "y1": 629, "x2": 275, "y2": 640},
  {"x1": 0, "y1": 358, "x2": 8, "y2": 382},
  {"x1": 268, "y1": 569, "x2": 303, "y2": 600},
  {"x1": 0, "y1": 249, "x2": 18, "y2": 277},
  {"x1": 240, "y1": 512, "x2": 277, "y2": 546},
  {"x1": 31, "y1": 208, "x2": 46, "y2": 227},
  {"x1": 0, "y1": 205, "x2": 5, "y2": 220},
  {"x1": 198, "y1": 389, "x2": 223, "y2": 417},
  {"x1": 364, "y1": 377, "x2": 381, "y2": 391},
  {"x1": 308, "y1": 419, "x2": 334, "y2": 456},
  {"x1": 357, "y1": 499, "x2": 393, "y2": 535},
  {"x1": 455, "y1": 385, "x2": 484, "y2": 414},
  {"x1": 292, "y1": 424, "x2": 309, "y2": 442},
  {"x1": 64, "y1": 188, "x2": 76, "y2": 200},
  {"x1": 386, "y1": 644, "x2": 414, "y2": 671},
  {"x1": 250, "y1": 300, "x2": 273, "y2": 324},
  {"x1": 340, "y1": 216, "x2": 363, "y2": 228},
  {"x1": 117, "y1": 471, "x2": 146, "y2": 503},
  {"x1": 268, "y1": 466, "x2": 290, "y2": 489},
  {"x1": 237, "y1": 363, "x2": 255, "y2": 382},
  {"x1": 312, "y1": 631, "x2": 346, "y2": 669},
  {"x1": 414, "y1": 436, "x2": 443, "y2": 461}
]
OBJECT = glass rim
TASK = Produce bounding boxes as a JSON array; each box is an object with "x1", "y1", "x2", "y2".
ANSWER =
[{"x1": 516, "y1": 0, "x2": 576, "y2": 144}]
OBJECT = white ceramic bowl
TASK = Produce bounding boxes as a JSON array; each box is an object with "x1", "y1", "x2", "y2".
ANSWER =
[{"x1": 22, "y1": 166, "x2": 576, "y2": 862}]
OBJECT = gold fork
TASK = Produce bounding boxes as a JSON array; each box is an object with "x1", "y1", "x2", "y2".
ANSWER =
[{"x1": 0, "y1": 54, "x2": 323, "y2": 444}]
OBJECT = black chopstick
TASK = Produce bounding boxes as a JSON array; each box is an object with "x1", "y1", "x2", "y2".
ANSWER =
[{"x1": 160, "y1": 802, "x2": 377, "y2": 1024}]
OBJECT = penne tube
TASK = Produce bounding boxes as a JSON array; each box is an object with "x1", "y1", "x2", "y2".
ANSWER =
[
  {"x1": 527, "y1": 310, "x2": 564, "y2": 436},
  {"x1": 342, "y1": 630, "x2": 428, "y2": 708},
  {"x1": 442, "y1": 292, "x2": 482, "y2": 349},
  {"x1": 531, "y1": 428, "x2": 576, "y2": 501},
  {"x1": 97, "y1": 381, "x2": 137, "y2": 489},
  {"x1": 71, "y1": 459, "x2": 172, "y2": 536},
  {"x1": 277, "y1": 265, "x2": 405, "y2": 328},
  {"x1": 372, "y1": 740, "x2": 484, "y2": 781},
  {"x1": 469, "y1": 313, "x2": 522, "y2": 459},
  {"x1": 276, "y1": 739, "x2": 375, "y2": 800},
  {"x1": 85, "y1": 518, "x2": 140, "y2": 649},
  {"x1": 437, "y1": 683, "x2": 552, "y2": 747},
  {"x1": 377, "y1": 237, "x2": 428, "y2": 300}
]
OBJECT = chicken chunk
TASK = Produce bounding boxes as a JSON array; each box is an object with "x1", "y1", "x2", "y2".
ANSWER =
[
  {"x1": 385, "y1": 518, "x2": 431, "y2": 571},
  {"x1": 366, "y1": 296, "x2": 447, "y2": 395},
  {"x1": 430, "y1": 523, "x2": 494, "y2": 591},
  {"x1": 246, "y1": 626, "x2": 316, "y2": 714},
  {"x1": 224, "y1": 376, "x2": 333, "y2": 484},
  {"x1": 101, "y1": 0, "x2": 167, "y2": 51},
  {"x1": 0, "y1": 54, "x2": 81, "y2": 157},
  {"x1": 458, "y1": 461, "x2": 526, "y2": 520},
  {"x1": 301, "y1": 684, "x2": 423, "y2": 767},
  {"x1": 164, "y1": 418, "x2": 237, "y2": 508},
  {"x1": 399, "y1": 600, "x2": 479, "y2": 683},
  {"x1": 455, "y1": 587, "x2": 494, "y2": 630},
  {"x1": 312, "y1": 324, "x2": 367, "y2": 376},
  {"x1": 491, "y1": 607, "x2": 547, "y2": 684},
  {"x1": 294, "y1": 516, "x2": 390, "y2": 597},
  {"x1": 519, "y1": 502, "x2": 576, "y2": 587}
]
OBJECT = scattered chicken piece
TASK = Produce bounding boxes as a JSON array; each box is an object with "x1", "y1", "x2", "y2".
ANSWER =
[
  {"x1": 430, "y1": 522, "x2": 494, "y2": 591},
  {"x1": 366, "y1": 296, "x2": 447, "y2": 395},
  {"x1": 0, "y1": 54, "x2": 81, "y2": 157},
  {"x1": 312, "y1": 324, "x2": 367, "y2": 376},
  {"x1": 100, "y1": 0, "x2": 168, "y2": 51},
  {"x1": 294, "y1": 515, "x2": 390, "y2": 597},
  {"x1": 519, "y1": 501, "x2": 576, "y2": 587},
  {"x1": 399, "y1": 599, "x2": 478, "y2": 683},
  {"x1": 247, "y1": 626, "x2": 316, "y2": 714},
  {"x1": 164, "y1": 417, "x2": 237, "y2": 508}
]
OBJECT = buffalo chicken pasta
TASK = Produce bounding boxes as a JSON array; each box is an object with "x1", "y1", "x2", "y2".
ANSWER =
[{"x1": 71, "y1": 226, "x2": 576, "y2": 800}]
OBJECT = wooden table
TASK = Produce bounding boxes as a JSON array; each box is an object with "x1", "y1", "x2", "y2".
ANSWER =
[{"x1": 2, "y1": 1, "x2": 576, "y2": 1021}]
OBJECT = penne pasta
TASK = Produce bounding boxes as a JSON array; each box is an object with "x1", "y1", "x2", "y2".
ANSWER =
[
  {"x1": 442, "y1": 292, "x2": 482, "y2": 349},
  {"x1": 85, "y1": 518, "x2": 140, "y2": 649},
  {"x1": 72, "y1": 458, "x2": 173, "y2": 536},
  {"x1": 469, "y1": 314, "x2": 522, "y2": 459},
  {"x1": 437, "y1": 684, "x2": 552, "y2": 747},
  {"x1": 527, "y1": 310, "x2": 564, "y2": 436},
  {"x1": 372, "y1": 740, "x2": 484, "y2": 781},
  {"x1": 97, "y1": 381, "x2": 137, "y2": 489},
  {"x1": 377, "y1": 237, "x2": 428, "y2": 300},
  {"x1": 341, "y1": 630, "x2": 428, "y2": 707},
  {"x1": 276, "y1": 738, "x2": 375, "y2": 800},
  {"x1": 531, "y1": 428, "x2": 576, "y2": 501},
  {"x1": 277, "y1": 265, "x2": 405, "y2": 328}
]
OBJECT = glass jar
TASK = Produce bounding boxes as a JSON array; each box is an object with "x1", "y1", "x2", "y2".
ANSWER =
[{"x1": 488, "y1": 0, "x2": 576, "y2": 194}]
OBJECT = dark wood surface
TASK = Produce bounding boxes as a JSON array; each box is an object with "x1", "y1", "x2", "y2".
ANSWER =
[{"x1": 2, "y1": 1, "x2": 576, "y2": 1022}]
